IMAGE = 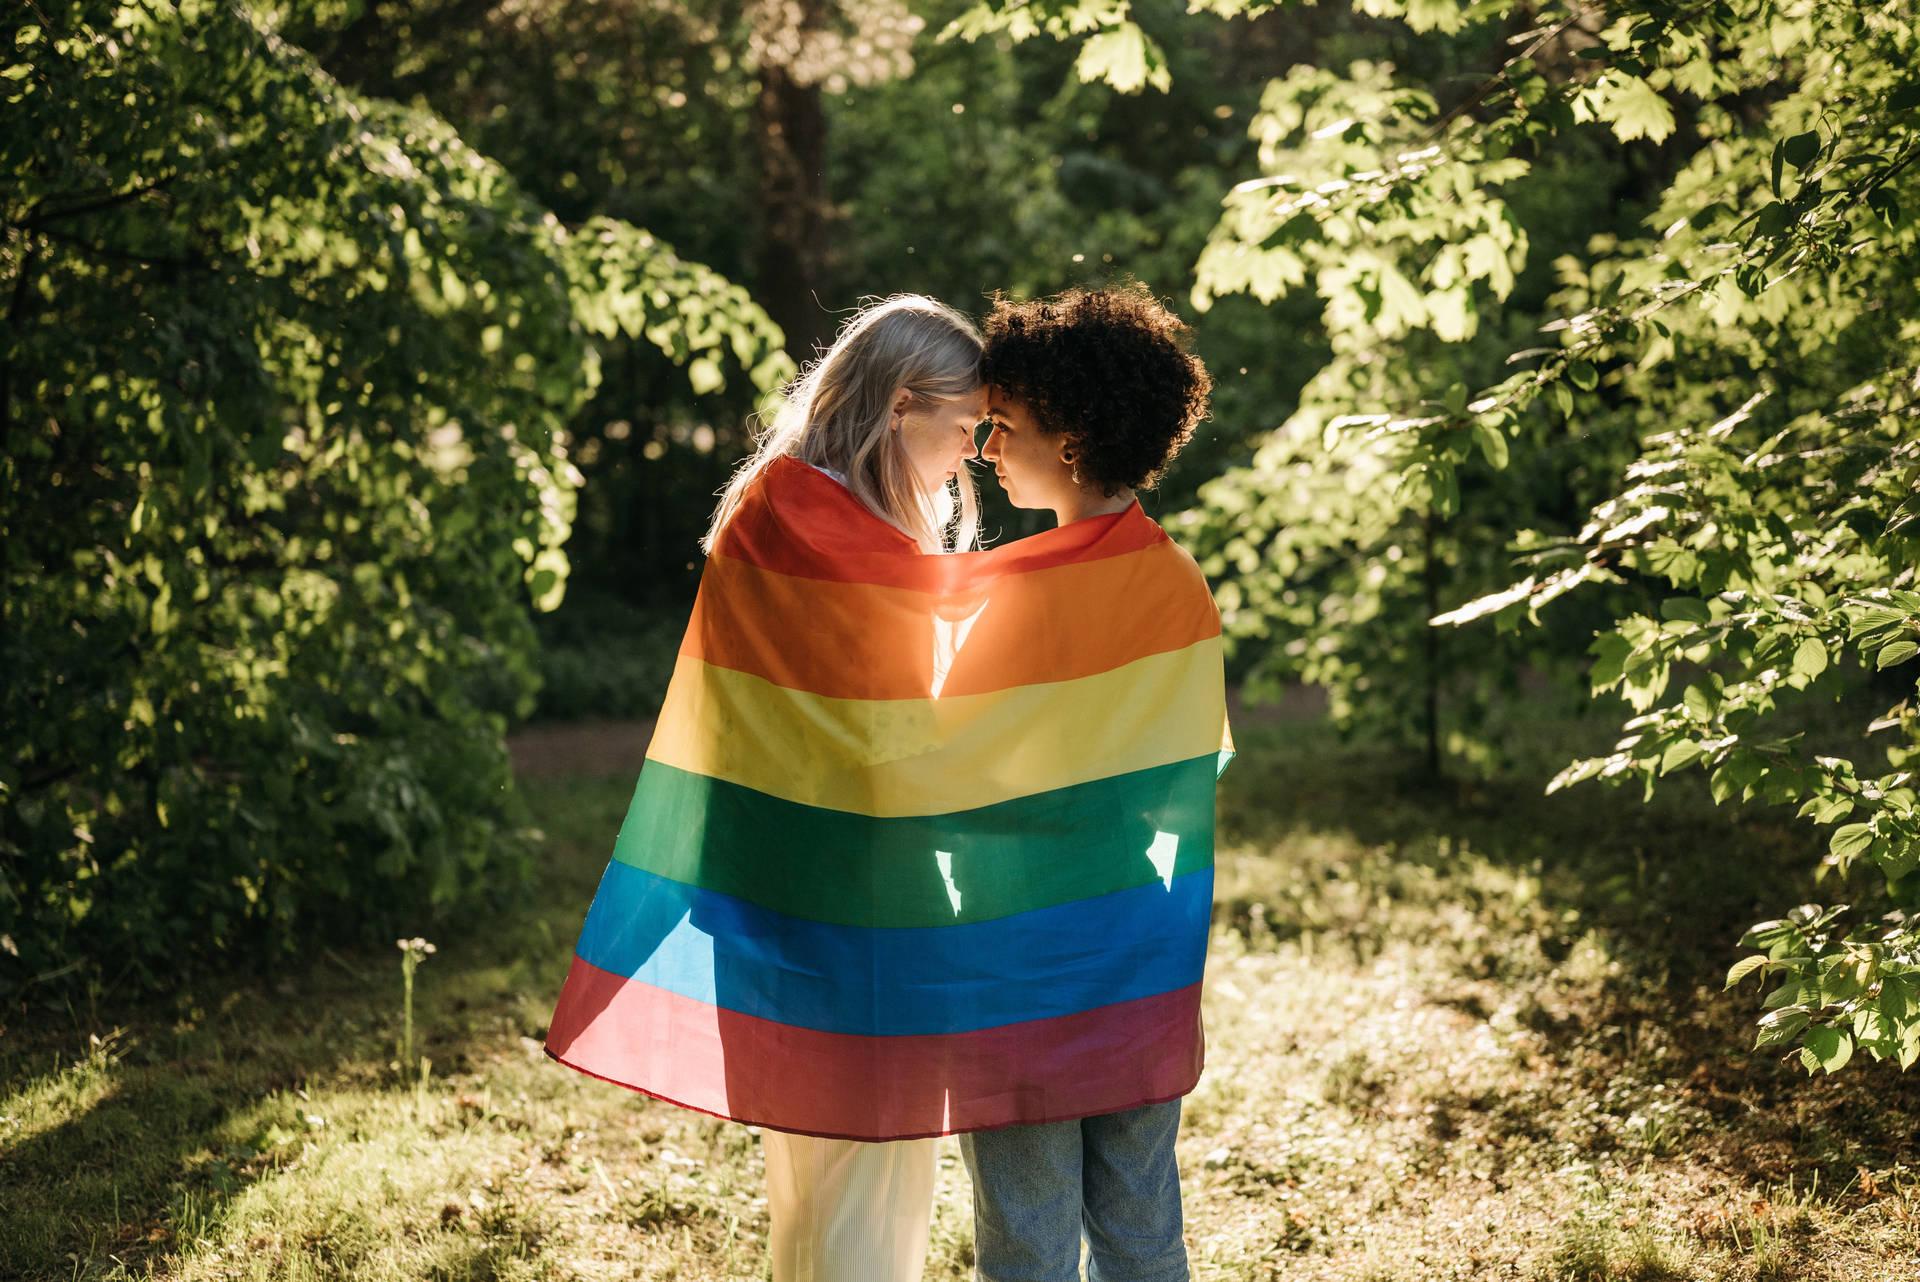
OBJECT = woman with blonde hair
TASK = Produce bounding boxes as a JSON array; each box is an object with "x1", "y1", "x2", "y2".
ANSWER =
[
  {"x1": 704, "y1": 294, "x2": 987, "y2": 556},
  {"x1": 550, "y1": 294, "x2": 988, "y2": 1281}
]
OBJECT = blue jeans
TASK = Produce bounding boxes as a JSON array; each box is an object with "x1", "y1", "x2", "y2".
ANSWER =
[{"x1": 958, "y1": 1100, "x2": 1189, "y2": 1282}]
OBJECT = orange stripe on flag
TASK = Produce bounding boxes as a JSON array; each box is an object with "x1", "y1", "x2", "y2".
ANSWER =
[{"x1": 686, "y1": 543, "x2": 1221, "y2": 700}]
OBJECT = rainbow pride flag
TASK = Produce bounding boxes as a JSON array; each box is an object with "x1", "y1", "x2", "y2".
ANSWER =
[{"x1": 545, "y1": 456, "x2": 1230, "y2": 1140}]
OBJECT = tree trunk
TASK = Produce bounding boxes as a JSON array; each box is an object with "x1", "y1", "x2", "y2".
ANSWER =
[{"x1": 751, "y1": 0, "x2": 833, "y2": 363}]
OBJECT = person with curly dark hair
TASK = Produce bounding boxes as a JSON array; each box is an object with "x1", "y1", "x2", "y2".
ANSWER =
[
  {"x1": 978, "y1": 281, "x2": 1211, "y2": 524},
  {"x1": 967, "y1": 283, "x2": 1218, "y2": 1282}
]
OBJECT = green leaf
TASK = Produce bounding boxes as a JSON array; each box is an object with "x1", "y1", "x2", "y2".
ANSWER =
[
  {"x1": 1742, "y1": 919, "x2": 1799, "y2": 949},
  {"x1": 1725, "y1": 954, "x2": 1769, "y2": 989},
  {"x1": 1883, "y1": 974, "x2": 1917, "y2": 1022},
  {"x1": 1721, "y1": 752, "x2": 1765, "y2": 800},
  {"x1": 1660, "y1": 740, "x2": 1706, "y2": 775},
  {"x1": 1471, "y1": 421, "x2": 1509, "y2": 469},
  {"x1": 1764, "y1": 979, "x2": 1808, "y2": 1009},
  {"x1": 1867, "y1": 186, "x2": 1901, "y2": 229},
  {"x1": 1589, "y1": 633, "x2": 1633, "y2": 688},
  {"x1": 1878, "y1": 639, "x2": 1918, "y2": 669},
  {"x1": 1818, "y1": 963, "x2": 1863, "y2": 1006},
  {"x1": 1643, "y1": 540, "x2": 1699, "y2": 585},
  {"x1": 1806, "y1": 796, "x2": 1853, "y2": 825},
  {"x1": 1782, "y1": 130, "x2": 1821, "y2": 170},
  {"x1": 1430, "y1": 464, "x2": 1460, "y2": 519},
  {"x1": 1662, "y1": 597, "x2": 1712, "y2": 625},
  {"x1": 1595, "y1": 73, "x2": 1676, "y2": 144},
  {"x1": 1848, "y1": 607, "x2": 1909, "y2": 641},
  {"x1": 1546, "y1": 756, "x2": 1607, "y2": 794},
  {"x1": 1875, "y1": 840, "x2": 1920, "y2": 881},
  {"x1": 1755, "y1": 1006, "x2": 1811, "y2": 1048},
  {"x1": 1829, "y1": 823, "x2": 1874, "y2": 862},
  {"x1": 1792, "y1": 637, "x2": 1829, "y2": 679},
  {"x1": 1622, "y1": 654, "x2": 1671, "y2": 712},
  {"x1": 1855, "y1": 1008, "x2": 1894, "y2": 1053},
  {"x1": 1569, "y1": 360, "x2": 1598, "y2": 391},
  {"x1": 1072, "y1": 23, "x2": 1171, "y2": 95},
  {"x1": 1428, "y1": 286, "x2": 1475, "y2": 341},
  {"x1": 1683, "y1": 683, "x2": 1716, "y2": 720},
  {"x1": 1755, "y1": 200, "x2": 1790, "y2": 237},
  {"x1": 1802, "y1": 1024, "x2": 1853, "y2": 1073}
]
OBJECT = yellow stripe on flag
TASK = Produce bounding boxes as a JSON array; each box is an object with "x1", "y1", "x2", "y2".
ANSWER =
[{"x1": 647, "y1": 638, "x2": 1227, "y2": 817}]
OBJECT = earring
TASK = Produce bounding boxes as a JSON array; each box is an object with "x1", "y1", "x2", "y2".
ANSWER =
[{"x1": 1064, "y1": 452, "x2": 1081, "y2": 485}]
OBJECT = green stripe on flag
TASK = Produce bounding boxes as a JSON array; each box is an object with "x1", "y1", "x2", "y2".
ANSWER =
[{"x1": 609, "y1": 756, "x2": 1218, "y2": 929}]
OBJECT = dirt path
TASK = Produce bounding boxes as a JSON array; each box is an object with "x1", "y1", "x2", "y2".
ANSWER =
[
  {"x1": 507, "y1": 718, "x2": 656, "y2": 780},
  {"x1": 504, "y1": 687, "x2": 1322, "y2": 781}
]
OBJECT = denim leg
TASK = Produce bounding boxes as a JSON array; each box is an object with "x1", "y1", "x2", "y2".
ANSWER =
[
  {"x1": 1081, "y1": 1101, "x2": 1189, "y2": 1282},
  {"x1": 960, "y1": 1119, "x2": 1085, "y2": 1282}
]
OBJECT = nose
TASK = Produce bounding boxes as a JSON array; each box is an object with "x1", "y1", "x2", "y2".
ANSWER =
[{"x1": 979, "y1": 426, "x2": 1001, "y2": 461}]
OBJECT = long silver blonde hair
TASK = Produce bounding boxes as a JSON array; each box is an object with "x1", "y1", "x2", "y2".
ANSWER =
[{"x1": 703, "y1": 295, "x2": 983, "y2": 554}]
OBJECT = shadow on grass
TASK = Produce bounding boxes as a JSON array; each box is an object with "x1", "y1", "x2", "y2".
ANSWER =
[
  {"x1": 0, "y1": 774, "x2": 636, "y2": 1281},
  {"x1": 1212, "y1": 715, "x2": 1920, "y2": 1190}
]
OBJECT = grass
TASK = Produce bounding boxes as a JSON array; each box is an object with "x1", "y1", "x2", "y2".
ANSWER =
[{"x1": 5, "y1": 716, "x2": 1920, "y2": 1280}]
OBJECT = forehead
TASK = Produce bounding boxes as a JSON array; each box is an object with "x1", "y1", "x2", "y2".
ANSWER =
[
  {"x1": 986, "y1": 388, "x2": 1034, "y2": 419},
  {"x1": 944, "y1": 385, "x2": 991, "y2": 417}
]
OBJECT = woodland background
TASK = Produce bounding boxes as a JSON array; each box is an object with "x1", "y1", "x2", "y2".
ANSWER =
[{"x1": 4, "y1": 2, "x2": 1920, "y2": 1276}]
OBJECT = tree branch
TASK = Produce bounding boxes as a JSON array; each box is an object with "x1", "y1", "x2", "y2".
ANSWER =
[
  {"x1": 30, "y1": 225, "x2": 209, "y2": 271},
  {"x1": 1420, "y1": 6, "x2": 1598, "y2": 145},
  {"x1": 18, "y1": 175, "x2": 179, "y2": 230}
]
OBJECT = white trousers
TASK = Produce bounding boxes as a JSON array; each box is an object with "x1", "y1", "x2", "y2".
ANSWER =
[{"x1": 761, "y1": 1130, "x2": 936, "y2": 1282}]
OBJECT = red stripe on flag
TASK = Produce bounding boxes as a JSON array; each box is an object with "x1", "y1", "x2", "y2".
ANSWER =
[{"x1": 544, "y1": 954, "x2": 1204, "y2": 1140}]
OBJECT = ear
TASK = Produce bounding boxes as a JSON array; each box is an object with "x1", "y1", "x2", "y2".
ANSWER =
[{"x1": 889, "y1": 387, "x2": 913, "y2": 427}]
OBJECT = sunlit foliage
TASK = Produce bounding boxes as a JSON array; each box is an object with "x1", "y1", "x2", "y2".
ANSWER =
[
  {"x1": 963, "y1": 0, "x2": 1920, "y2": 1069},
  {"x1": 0, "y1": 0, "x2": 787, "y2": 995}
]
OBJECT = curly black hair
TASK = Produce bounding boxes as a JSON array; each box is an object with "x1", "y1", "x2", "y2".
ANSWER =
[{"x1": 980, "y1": 282, "x2": 1211, "y2": 497}]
